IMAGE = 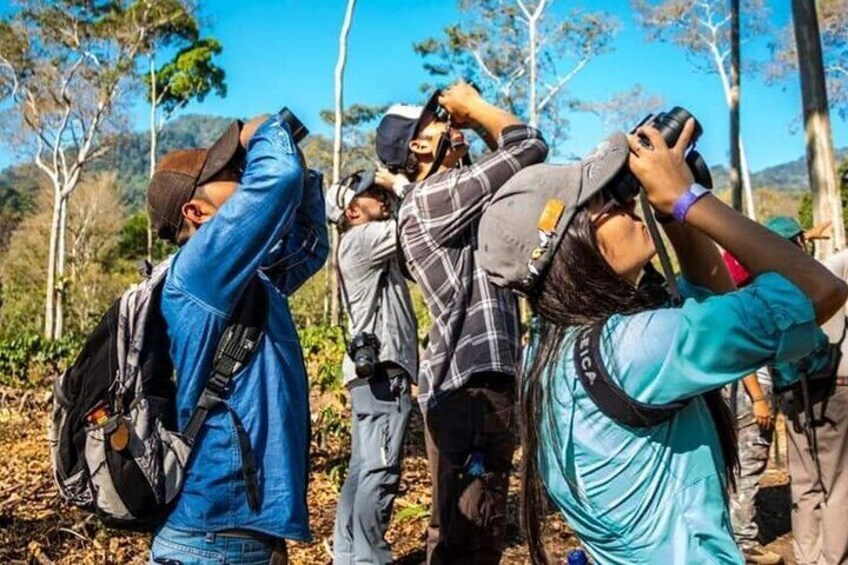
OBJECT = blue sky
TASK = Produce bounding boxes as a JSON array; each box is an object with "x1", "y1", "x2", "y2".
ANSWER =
[{"x1": 1, "y1": 0, "x2": 846, "y2": 173}]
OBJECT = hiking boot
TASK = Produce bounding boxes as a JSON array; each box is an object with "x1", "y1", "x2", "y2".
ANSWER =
[{"x1": 743, "y1": 544, "x2": 783, "y2": 564}]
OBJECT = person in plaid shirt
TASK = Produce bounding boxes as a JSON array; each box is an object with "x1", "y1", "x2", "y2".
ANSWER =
[{"x1": 375, "y1": 81, "x2": 548, "y2": 564}]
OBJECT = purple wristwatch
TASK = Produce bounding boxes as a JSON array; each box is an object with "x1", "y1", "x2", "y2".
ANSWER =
[{"x1": 672, "y1": 184, "x2": 710, "y2": 223}]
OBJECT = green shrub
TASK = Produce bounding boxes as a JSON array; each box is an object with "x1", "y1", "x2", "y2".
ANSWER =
[
  {"x1": 0, "y1": 333, "x2": 82, "y2": 387},
  {"x1": 299, "y1": 324, "x2": 346, "y2": 395}
]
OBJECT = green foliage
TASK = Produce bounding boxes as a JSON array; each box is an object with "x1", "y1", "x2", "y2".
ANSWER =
[
  {"x1": 319, "y1": 104, "x2": 388, "y2": 127},
  {"x1": 0, "y1": 332, "x2": 82, "y2": 387},
  {"x1": 305, "y1": 118, "x2": 377, "y2": 181},
  {"x1": 148, "y1": 38, "x2": 226, "y2": 115},
  {"x1": 313, "y1": 402, "x2": 351, "y2": 491},
  {"x1": 395, "y1": 502, "x2": 430, "y2": 523},
  {"x1": 299, "y1": 324, "x2": 346, "y2": 395},
  {"x1": 796, "y1": 159, "x2": 848, "y2": 229},
  {"x1": 798, "y1": 192, "x2": 814, "y2": 230},
  {"x1": 115, "y1": 211, "x2": 175, "y2": 262},
  {"x1": 0, "y1": 176, "x2": 141, "y2": 338},
  {"x1": 314, "y1": 403, "x2": 349, "y2": 448}
]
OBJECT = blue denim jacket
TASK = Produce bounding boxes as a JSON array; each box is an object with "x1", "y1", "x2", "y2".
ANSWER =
[{"x1": 160, "y1": 114, "x2": 328, "y2": 540}]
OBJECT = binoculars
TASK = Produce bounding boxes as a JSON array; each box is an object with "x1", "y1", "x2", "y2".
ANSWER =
[
  {"x1": 279, "y1": 107, "x2": 309, "y2": 143},
  {"x1": 605, "y1": 106, "x2": 713, "y2": 205}
]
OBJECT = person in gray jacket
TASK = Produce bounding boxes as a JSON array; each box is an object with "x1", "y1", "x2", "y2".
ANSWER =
[{"x1": 326, "y1": 169, "x2": 418, "y2": 565}]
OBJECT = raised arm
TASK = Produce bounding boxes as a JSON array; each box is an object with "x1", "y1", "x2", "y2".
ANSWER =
[
  {"x1": 628, "y1": 120, "x2": 848, "y2": 325},
  {"x1": 663, "y1": 220, "x2": 734, "y2": 294},
  {"x1": 262, "y1": 168, "x2": 329, "y2": 295},
  {"x1": 366, "y1": 219, "x2": 399, "y2": 266},
  {"x1": 607, "y1": 272, "x2": 829, "y2": 404},
  {"x1": 170, "y1": 113, "x2": 305, "y2": 315},
  {"x1": 413, "y1": 126, "x2": 548, "y2": 245}
]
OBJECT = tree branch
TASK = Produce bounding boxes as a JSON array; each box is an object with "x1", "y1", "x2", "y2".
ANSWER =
[{"x1": 538, "y1": 56, "x2": 588, "y2": 111}]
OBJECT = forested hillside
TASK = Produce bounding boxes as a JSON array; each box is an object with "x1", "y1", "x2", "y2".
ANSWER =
[{"x1": 2, "y1": 113, "x2": 841, "y2": 218}]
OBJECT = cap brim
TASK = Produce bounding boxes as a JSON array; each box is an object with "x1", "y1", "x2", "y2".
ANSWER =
[
  {"x1": 576, "y1": 131, "x2": 631, "y2": 207},
  {"x1": 353, "y1": 169, "x2": 377, "y2": 195},
  {"x1": 414, "y1": 91, "x2": 442, "y2": 135},
  {"x1": 198, "y1": 120, "x2": 243, "y2": 185}
]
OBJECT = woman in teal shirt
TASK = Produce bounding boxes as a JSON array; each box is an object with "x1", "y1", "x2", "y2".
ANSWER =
[{"x1": 478, "y1": 121, "x2": 847, "y2": 564}]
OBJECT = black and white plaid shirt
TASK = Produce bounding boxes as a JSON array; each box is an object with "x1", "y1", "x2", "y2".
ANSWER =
[{"x1": 399, "y1": 125, "x2": 548, "y2": 410}]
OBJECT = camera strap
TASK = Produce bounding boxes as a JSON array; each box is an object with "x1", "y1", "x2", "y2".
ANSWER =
[
  {"x1": 424, "y1": 131, "x2": 453, "y2": 180},
  {"x1": 638, "y1": 189, "x2": 682, "y2": 306},
  {"x1": 574, "y1": 322, "x2": 690, "y2": 427}
]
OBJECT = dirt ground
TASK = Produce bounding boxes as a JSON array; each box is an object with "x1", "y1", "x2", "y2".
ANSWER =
[{"x1": 0, "y1": 390, "x2": 797, "y2": 564}]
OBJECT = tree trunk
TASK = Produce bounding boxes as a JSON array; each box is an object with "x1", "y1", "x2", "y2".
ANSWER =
[
  {"x1": 792, "y1": 0, "x2": 846, "y2": 256},
  {"x1": 148, "y1": 52, "x2": 157, "y2": 265},
  {"x1": 528, "y1": 9, "x2": 538, "y2": 128},
  {"x1": 56, "y1": 196, "x2": 67, "y2": 339},
  {"x1": 739, "y1": 142, "x2": 756, "y2": 219},
  {"x1": 328, "y1": 0, "x2": 357, "y2": 327},
  {"x1": 44, "y1": 190, "x2": 62, "y2": 339},
  {"x1": 729, "y1": 0, "x2": 742, "y2": 213},
  {"x1": 713, "y1": 44, "x2": 756, "y2": 219}
]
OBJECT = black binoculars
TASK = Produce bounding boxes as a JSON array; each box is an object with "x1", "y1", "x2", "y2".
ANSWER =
[
  {"x1": 605, "y1": 106, "x2": 713, "y2": 205},
  {"x1": 279, "y1": 107, "x2": 309, "y2": 143}
]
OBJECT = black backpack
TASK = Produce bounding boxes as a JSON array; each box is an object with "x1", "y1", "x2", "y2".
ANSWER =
[{"x1": 49, "y1": 258, "x2": 268, "y2": 530}]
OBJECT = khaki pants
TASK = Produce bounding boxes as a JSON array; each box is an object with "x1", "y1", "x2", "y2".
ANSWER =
[
  {"x1": 423, "y1": 374, "x2": 516, "y2": 565},
  {"x1": 786, "y1": 384, "x2": 848, "y2": 565}
]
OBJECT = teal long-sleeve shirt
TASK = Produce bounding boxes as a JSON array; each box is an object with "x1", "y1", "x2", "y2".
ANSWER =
[{"x1": 537, "y1": 273, "x2": 827, "y2": 564}]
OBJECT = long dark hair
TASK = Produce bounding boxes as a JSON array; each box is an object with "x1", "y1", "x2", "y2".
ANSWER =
[{"x1": 519, "y1": 209, "x2": 739, "y2": 565}]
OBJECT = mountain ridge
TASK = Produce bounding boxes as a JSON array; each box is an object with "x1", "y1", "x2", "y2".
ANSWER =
[{"x1": 1, "y1": 114, "x2": 846, "y2": 214}]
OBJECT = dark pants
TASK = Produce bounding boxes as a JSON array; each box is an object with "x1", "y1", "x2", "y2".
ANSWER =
[
  {"x1": 333, "y1": 368, "x2": 412, "y2": 565},
  {"x1": 423, "y1": 373, "x2": 516, "y2": 565}
]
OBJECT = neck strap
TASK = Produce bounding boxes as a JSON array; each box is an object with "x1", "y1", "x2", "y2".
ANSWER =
[{"x1": 639, "y1": 189, "x2": 682, "y2": 306}]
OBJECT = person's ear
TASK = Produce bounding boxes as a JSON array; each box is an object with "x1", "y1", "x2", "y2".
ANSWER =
[
  {"x1": 181, "y1": 199, "x2": 214, "y2": 228},
  {"x1": 409, "y1": 138, "x2": 431, "y2": 156},
  {"x1": 345, "y1": 203, "x2": 361, "y2": 221}
]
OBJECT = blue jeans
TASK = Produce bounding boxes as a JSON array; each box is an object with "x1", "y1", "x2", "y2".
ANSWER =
[{"x1": 150, "y1": 525, "x2": 279, "y2": 565}]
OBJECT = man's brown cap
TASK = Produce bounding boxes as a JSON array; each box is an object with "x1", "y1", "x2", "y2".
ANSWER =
[{"x1": 147, "y1": 120, "x2": 242, "y2": 243}]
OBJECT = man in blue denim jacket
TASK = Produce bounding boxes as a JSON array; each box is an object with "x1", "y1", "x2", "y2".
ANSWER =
[{"x1": 145, "y1": 112, "x2": 328, "y2": 563}]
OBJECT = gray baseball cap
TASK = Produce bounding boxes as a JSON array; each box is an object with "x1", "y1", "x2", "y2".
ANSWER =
[
  {"x1": 325, "y1": 169, "x2": 377, "y2": 224},
  {"x1": 478, "y1": 131, "x2": 631, "y2": 293}
]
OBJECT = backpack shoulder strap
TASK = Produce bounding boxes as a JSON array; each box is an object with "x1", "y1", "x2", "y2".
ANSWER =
[
  {"x1": 116, "y1": 256, "x2": 175, "y2": 402},
  {"x1": 182, "y1": 276, "x2": 269, "y2": 511},
  {"x1": 573, "y1": 323, "x2": 690, "y2": 428}
]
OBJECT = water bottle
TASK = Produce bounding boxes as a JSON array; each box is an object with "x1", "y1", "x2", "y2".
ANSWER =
[{"x1": 566, "y1": 549, "x2": 589, "y2": 565}]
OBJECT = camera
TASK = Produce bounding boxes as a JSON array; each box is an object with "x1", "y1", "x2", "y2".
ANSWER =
[
  {"x1": 426, "y1": 80, "x2": 480, "y2": 122},
  {"x1": 279, "y1": 107, "x2": 309, "y2": 143},
  {"x1": 347, "y1": 332, "x2": 381, "y2": 379},
  {"x1": 604, "y1": 106, "x2": 713, "y2": 205}
]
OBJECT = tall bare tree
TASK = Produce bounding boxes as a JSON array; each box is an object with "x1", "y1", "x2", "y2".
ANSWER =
[
  {"x1": 768, "y1": 1, "x2": 848, "y2": 119},
  {"x1": 415, "y1": 0, "x2": 619, "y2": 149},
  {"x1": 791, "y1": 0, "x2": 845, "y2": 254},
  {"x1": 729, "y1": 0, "x2": 742, "y2": 212},
  {"x1": 326, "y1": 0, "x2": 357, "y2": 327},
  {"x1": 767, "y1": 0, "x2": 847, "y2": 253},
  {"x1": 632, "y1": 0, "x2": 765, "y2": 219},
  {"x1": 0, "y1": 0, "x2": 211, "y2": 338}
]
